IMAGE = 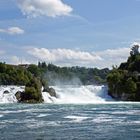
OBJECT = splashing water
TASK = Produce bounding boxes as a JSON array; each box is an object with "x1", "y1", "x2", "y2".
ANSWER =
[
  {"x1": 0, "y1": 85, "x2": 113, "y2": 104},
  {"x1": 0, "y1": 86, "x2": 24, "y2": 103},
  {"x1": 42, "y1": 85, "x2": 113, "y2": 104}
]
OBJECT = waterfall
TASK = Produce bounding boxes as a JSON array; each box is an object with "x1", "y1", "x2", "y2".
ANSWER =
[
  {"x1": 42, "y1": 85, "x2": 113, "y2": 104},
  {"x1": 0, "y1": 85, "x2": 113, "y2": 104}
]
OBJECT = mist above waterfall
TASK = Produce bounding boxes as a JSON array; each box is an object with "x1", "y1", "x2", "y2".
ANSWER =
[
  {"x1": 44, "y1": 71, "x2": 82, "y2": 86},
  {"x1": 41, "y1": 70, "x2": 113, "y2": 104}
]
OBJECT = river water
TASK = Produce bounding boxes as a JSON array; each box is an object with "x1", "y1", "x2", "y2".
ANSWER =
[{"x1": 0, "y1": 103, "x2": 140, "y2": 140}]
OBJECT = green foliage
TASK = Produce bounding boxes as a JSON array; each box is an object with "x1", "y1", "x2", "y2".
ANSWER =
[
  {"x1": 124, "y1": 78, "x2": 137, "y2": 94},
  {"x1": 0, "y1": 63, "x2": 32, "y2": 85},
  {"x1": 22, "y1": 78, "x2": 43, "y2": 103},
  {"x1": 119, "y1": 54, "x2": 140, "y2": 72},
  {"x1": 107, "y1": 51, "x2": 140, "y2": 101},
  {"x1": 0, "y1": 62, "x2": 44, "y2": 103},
  {"x1": 27, "y1": 64, "x2": 41, "y2": 77}
]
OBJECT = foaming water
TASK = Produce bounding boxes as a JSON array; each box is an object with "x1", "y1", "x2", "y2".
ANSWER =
[
  {"x1": 0, "y1": 86, "x2": 24, "y2": 103},
  {"x1": 42, "y1": 85, "x2": 113, "y2": 104},
  {"x1": 0, "y1": 85, "x2": 139, "y2": 105},
  {"x1": 64, "y1": 115, "x2": 91, "y2": 123}
]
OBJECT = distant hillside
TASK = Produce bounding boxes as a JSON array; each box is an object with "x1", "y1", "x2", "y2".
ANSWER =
[
  {"x1": 27, "y1": 62, "x2": 110, "y2": 85},
  {"x1": 107, "y1": 45, "x2": 140, "y2": 101},
  {"x1": 0, "y1": 61, "x2": 110, "y2": 86}
]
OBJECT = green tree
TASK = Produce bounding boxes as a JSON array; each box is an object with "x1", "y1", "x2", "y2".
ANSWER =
[
  {"x1": 124, "y1": 78, "x2": 137, "y2": 94},
  {"x1": 21, "y1": 78, "x2": 43, "y2": 103},
  {"x1": 27, "y1": 64, "x2": 40, "y2": 77}
]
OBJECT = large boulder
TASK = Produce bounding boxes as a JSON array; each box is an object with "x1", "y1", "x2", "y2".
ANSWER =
[
  {"x1": 43, "y1": 86, "x2": 57, "y2": 98},
  {"x1": 15, "y1": 91, "x2": 22, "y2": 102},
  {"x1": 48, "y1": 88, "x2": 57, "y2": 97},
  {"x1": 43, "y1": 86, "x2": 50, "y2": 92}
]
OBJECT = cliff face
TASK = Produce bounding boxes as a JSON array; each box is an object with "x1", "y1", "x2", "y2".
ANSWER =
[{"x1": 107, "y1": 45, "x2": 140, "y2": 101}]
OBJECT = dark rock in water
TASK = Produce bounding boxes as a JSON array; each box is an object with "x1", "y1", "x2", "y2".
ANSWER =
[
  {"x1": 43, "y1": 86, "x2": 50, "y2": 92},
  {"x1": 3, "y1": 90, "x2": 10, "y2": 94},
  {"x1": 49, "y1": 88, "x2": 57, "y2": 97},
  {"x1": 15, "y1": 91, "x2": 22, "y2": 102},
  {"x1": 43, "y1": 86, "x2": 57, "y2": 98}
]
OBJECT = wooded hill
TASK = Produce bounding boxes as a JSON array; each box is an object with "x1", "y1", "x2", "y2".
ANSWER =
[{"x1": 107, "y1": 45, "x2": 140, "y2": 101}]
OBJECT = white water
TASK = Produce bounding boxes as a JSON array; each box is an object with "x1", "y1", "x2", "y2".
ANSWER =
[
  {"x1": 0, "y1": 85, "x2": 113, "y2": 104},
  {"x1": 42, "y1": 85, "x2": 113, "y2": 104},
  {"x1": 0, "y1": 86, "x2": 24, "y2": 103}
]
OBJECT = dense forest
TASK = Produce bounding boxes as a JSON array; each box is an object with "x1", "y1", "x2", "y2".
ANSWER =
[
  {"x1": 107, "y1": 45, "x2": 140, "y2": 101},
  {"x1": 0, "y1": 62, "x2": 109, "y2": 86}
]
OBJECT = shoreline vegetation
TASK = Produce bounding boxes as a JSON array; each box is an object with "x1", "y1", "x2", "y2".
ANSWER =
[
  {"x1": 107, "y1": 45, "x2": 140, "y2": 101},
  {"x1": 0, "y1": 44, "x2": 140, "y2": 103}
]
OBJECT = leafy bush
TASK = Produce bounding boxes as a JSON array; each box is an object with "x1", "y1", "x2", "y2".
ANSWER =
[{"x1": 21, "y1": 78, "x2": 43, "y2": 103}]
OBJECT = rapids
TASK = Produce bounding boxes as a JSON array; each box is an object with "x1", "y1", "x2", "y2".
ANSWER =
[
  {"x1": 42, "y1": 85, "x2": 113, "y2": 104},
  {"x1": 0, "y1": 85, "x2": 113, "y2": 104}
]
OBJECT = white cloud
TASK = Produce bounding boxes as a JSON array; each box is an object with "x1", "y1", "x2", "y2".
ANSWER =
[
  {"x1": 0, "y1": 27, "x2": 24, "y2": 35},
  {"x1": 17, "y1": 0, "x2": 73, "y2": 18},
  {"x1": 96, "y1": 47, "x2": 130, "y2": 68},
  {"x1": 27, "y1": 47, "x2": 131, "y2": 68},
  {"x1": 9, "y1": 56, "x2": 30, "y2": 65},
  {"x1": 98, "y1": 47, "x2": 130, "y2": 59},
  {"x1": 27, "y1": 48, "x2": 102, "y2": 66}
]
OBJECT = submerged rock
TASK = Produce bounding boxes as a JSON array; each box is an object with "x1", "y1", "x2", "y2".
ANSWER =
[{"x1": 3, "y1": 90, "x2": 10, "y2": 94}]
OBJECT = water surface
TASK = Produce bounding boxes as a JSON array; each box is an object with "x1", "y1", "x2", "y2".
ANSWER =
[{"x1": 0, "y1": 103, "x2": 140, "y2": 140}]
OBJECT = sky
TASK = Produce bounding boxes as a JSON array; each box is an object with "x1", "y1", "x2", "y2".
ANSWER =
[{"x1": 0, "y1": 0, "x2": 140, "y2": 68}]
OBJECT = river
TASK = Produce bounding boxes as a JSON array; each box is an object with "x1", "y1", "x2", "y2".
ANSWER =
[
  {"x1": 0, "y1": 103, "x2": 140, "y2": 140},
  {"x1": 0, "y1": 85, "x2": 140, "y2": 140}
]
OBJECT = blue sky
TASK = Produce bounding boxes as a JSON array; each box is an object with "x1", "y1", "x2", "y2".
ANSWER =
[{"x1": 0, "y1": 0, "x2": 140, "y2": 68}]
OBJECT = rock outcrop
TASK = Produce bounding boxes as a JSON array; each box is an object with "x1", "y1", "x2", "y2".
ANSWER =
[
  {"x1": 15, "y1": 91, "x2": 22, "y2": 102},
  {"x1": 43, "y1": 86, "x2": 58, "y2": 98}
]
